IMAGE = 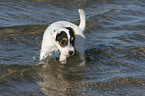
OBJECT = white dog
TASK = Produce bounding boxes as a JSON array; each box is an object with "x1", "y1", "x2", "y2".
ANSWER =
[{"x1": 40, "y1": 9, "x2": 86, "y2": 64}]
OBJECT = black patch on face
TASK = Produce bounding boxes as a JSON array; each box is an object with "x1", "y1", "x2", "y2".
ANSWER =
[
  {"x1": 65, "y1": 27, "x2": 75, "y2": 46},
  {"x1": 56, "y1": 31, "x2": 68, "y2": 47}
]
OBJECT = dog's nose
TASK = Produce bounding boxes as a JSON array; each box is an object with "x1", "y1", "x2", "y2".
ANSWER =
[{"x1": 69, "y1": 51, "x2": 73, "y2": 55}]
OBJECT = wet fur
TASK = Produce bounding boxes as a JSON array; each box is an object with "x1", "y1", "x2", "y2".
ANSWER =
[{"x1": 40, "y1": 9, "x2": 86, "y2": 64}]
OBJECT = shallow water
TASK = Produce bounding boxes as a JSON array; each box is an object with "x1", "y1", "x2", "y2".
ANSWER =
[{"x1": 0, "y1": 0, "x2": 145, "y2": 96}]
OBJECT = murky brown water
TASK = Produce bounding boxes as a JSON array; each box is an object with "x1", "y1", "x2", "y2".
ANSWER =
[{"x1": 0, "y1": 0, "x2": 145, "y2": 96}]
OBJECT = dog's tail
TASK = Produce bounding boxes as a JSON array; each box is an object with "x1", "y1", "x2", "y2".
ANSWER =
[{"x1": 78, "y1": 9, "x2": 86, "y2": 32}]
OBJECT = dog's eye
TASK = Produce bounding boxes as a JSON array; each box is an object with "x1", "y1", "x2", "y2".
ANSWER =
[
  {"x1": 61, "y1": 40, "x2": 67, "y2": 45},
  {"x1": 61, "y1": 40, "x2": 65, "y2": 44},
  {"x1": 60, "y1": 38, "x2": 68, "y2": 45}
]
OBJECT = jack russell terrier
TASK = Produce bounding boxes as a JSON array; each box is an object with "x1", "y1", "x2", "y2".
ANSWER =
[{"x1": 40, "y1": 9, "x2": 86, "y2": 64}]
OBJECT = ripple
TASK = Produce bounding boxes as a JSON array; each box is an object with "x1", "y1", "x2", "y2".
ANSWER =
[{"x1": 0, "y1": 0, "x2": 145, "y2": 95}]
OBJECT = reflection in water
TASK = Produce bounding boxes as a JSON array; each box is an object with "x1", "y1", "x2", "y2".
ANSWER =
[
  {"x1": 0, "y1": 65, "x2": 45, "y2": 96},
  {"x1": 35, "y1": 54, "x2": 86, "y2": 96}
]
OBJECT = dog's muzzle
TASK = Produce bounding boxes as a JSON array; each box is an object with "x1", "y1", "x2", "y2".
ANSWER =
[{"x1": 69, "y1": 51, "x2": 74, "y2": 55}]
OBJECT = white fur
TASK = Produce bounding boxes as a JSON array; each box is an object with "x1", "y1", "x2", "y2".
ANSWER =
[{"x1": 40, "y1": 9, "x2": 86, "y2": 64}]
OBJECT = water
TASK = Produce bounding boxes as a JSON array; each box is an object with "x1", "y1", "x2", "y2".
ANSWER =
[{"x1": 0, "y1": 0, "x2": 145, "y2": 95}]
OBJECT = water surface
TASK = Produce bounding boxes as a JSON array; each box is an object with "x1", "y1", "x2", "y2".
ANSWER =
[{"x1": 0, "y1": 0, "x2": 145, "y2": 95}]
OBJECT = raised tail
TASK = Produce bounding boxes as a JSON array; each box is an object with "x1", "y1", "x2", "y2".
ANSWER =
[{"x1": 78, "y1": 9, "x2": 86, "y2": 32}]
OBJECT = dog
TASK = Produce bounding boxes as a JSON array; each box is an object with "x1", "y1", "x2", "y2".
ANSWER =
[{"x1": 39, "y1": 9, "x2": 86, "y2": 64}]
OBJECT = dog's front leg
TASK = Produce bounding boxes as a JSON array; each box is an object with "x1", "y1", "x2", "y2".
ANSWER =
[{"x1": 59, "y1": 54, "x2": 67, "y2": 64}]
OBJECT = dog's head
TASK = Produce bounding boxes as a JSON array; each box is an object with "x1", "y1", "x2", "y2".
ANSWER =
[{"x1": 53, "y1": 27, "x2": 75, "y2": 56}]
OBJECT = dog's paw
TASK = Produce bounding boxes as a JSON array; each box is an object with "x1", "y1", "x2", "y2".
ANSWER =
[
  {"x1": 59, "y1": 54, "x2": 67, "y2": 64},
  {"x1": 59, "y1": 60, "x2": 66, "y2": 64}
]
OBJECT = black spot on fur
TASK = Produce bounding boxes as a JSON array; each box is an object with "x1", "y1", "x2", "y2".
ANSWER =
[
  {"x1": 65, "y1": 27, "x2": 75, "y2": 46},
  {"x1": 56, "y1": 31, "x2": 68, "y2": 47}
]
